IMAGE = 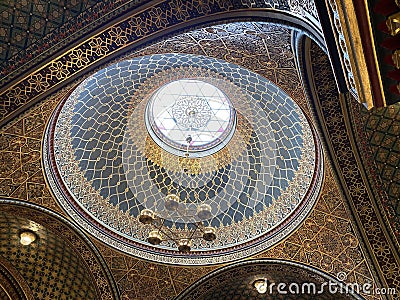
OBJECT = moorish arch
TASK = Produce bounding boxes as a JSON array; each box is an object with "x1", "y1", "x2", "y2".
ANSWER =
[
  {"x1": 175, "y1": 259, "x2": 363, "y2": 299},
  {"x1": 0, "y1": 1, "x2": 399, "y2": 299},
  {"x1": 0, "y1": 199, "x2": 119, "y2": 300}
]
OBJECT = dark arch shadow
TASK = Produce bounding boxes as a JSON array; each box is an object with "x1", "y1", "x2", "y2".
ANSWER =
[
  {"x1": 175, "y1": 258, "x2": 364, "y2": 299},
  {"x1": 0, "y1": 198, "x2": 120, "y2": 300}
]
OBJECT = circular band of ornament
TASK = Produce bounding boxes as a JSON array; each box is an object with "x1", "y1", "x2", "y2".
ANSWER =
[
  {"x1": 145, "y1": 78, "x2": 238, "y2": 154},
  {"x1": 43, "y1": 53, "x2": 323, "y2": 265},
  {"x1": 128, "y1": 68, "x2": 253, "y2": 174}
]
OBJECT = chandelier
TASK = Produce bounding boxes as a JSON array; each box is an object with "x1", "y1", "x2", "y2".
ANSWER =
[
  {"x1": 138, "y1": 206, "x2": 216, "y2": 252},
  {"x1": 138, "y1": 135, "x2": 218, "y2": 252}
]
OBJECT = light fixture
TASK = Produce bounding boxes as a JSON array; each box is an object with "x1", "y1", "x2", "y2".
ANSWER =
[
  {"x1": 138, "y1": 134, "x2": 217, "y2": 252},
  {"x1": 147, "y1": 230, "x2": 162, "y2": 245},
  {"x1": 197, "y1": 203, "x2": 212, "y2": 220},
  {"x1": 138, "y1": 208, "x2": 217, "y2": 251},
  {"x1": 138, "y1": 209, "x2": 155, "y2": 224},
  {"x1": 177, "y1": 239, "x2": 192, "y2": 252},
  {"x1": 253, "y1": 279, "x2": 268, "y2": 294},
  {"x1": 165, "y1": 194, "x2": 180, "y2": 211},
  {"x1": 20, "y1": 231, "x2": 37, "y2": 246},
  {"x1": 202, "y1": 226, "x2": 216, "y2": 241}
]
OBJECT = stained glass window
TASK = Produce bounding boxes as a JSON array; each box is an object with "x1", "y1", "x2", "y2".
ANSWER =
[{"x1": 145, "y1": 79, "x2": 236, "y2": 156}]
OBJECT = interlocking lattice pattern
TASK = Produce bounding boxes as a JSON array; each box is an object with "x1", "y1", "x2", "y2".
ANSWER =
[
  {"x1": 0, "y1": 0, "x2": 320, "y2": 86},
  {"x1": 308, "y1": 41, "x2": 400, "y2": 295},
  {"x1": 0, "y1": 260, "x2": 33, "y2": 300},
  {"x1": 0, "y1": 0, "x2": 98, "y2": 65},
  {"x1": 361, "y1": 104, "x2": 400, "y2": 217},
  {"x1": 0, "y1": 0, "x2": 321, "y2": 124},
  {"x1": 147, "y1": 79, "x2": 235, "y2": 153},
  {"x1": 0, "y1": 96, "x2": 60, "y2": 211},
  {"x1": 176, "y1": 260, "x2": 358, "y2": 300},
  {"x1": 0, "y1": 21, "x2": 381, "y2": 299},
  {"x1": 47, "y1": 52, "x2": 317, "y2": 264},
  {"x1": 0, "y1": 211, "x2": 98, "y2": 300}
]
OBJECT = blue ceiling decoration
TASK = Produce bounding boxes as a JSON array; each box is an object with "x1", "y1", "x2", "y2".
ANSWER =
[{"x1": 44, "y1": 52, "x2": 322, "y2": 265}]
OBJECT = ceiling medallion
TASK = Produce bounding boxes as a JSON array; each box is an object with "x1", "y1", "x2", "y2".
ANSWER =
[
  {"x1": 145, "y1": 78, "x2": 237, "y2": 155},
  {"x1": 128, "y1": 67, "x2": 253, "y2": 175},
  {"x1": 44, "y1": 53, "x2": 322, "y2": 265},
  {"x1": 171, "y1": 96, "x2": 212, "y2": 129}
]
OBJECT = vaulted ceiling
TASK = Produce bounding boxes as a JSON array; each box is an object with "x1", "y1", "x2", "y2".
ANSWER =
[{"x1": 0, "y1": 1, "x2": 399, "y2": 299}]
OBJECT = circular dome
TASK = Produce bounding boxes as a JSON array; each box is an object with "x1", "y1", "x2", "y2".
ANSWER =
[
  {"x1": 176, "y1": 259, "x2": 363, "y2": 300},
  {"x1": 145, "y1": 79, "x2": 236, "y2": 156},
  {"x1": 44, "y1": 53, "x2": 322, "y2": 265}
]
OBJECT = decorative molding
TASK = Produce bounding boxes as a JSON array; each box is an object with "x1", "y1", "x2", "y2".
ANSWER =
[
  {"x1": 43, "y1": 52, "x2": 323, "y2": 265},
  {"x1": 354, "y1": 103, "x2": 400, "y2": 243},
  {"x1": 0, "y1": 0, "x2": 323, "y2": 126},
  {"x1": 306, "y1": 40, "x2": 400, "y2": 295},
  {"x1": 325, "y1": 0, "x2": 359, "y2": 100},
  {"x1": 0, "y1": 260, "x2": 34, "y2": 300}
]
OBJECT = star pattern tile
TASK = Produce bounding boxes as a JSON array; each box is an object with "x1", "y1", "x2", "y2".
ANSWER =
[
  {"x1": 148, "y1": 79, "x2": 234, "y2": 152},
  {"x1": 361, "y1": 104, "x2": 400, "y2": 220},
  {"x1": 0, "y1": 0, "x2": 99, "y2": 65}
]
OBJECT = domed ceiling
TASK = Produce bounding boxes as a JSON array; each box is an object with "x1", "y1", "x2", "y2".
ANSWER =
[
  {"x1": 175, "y1": 259, "x2": 363, "y2": 300},
  {"x1": 44, "y1": 51, "x2": 322, "y2": 265},
  {"x1": 0, "y1": 205, "x2": 111, "y2": 300},
  {"x1": 1, "y1": 0, "x2": 399, "y2": 299}
]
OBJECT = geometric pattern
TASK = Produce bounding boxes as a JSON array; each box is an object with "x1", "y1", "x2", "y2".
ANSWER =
[
  {"x1": 45, "y1": 52, "x2": 321, "y2": 264},
  {"x1": 147, "y1": 79, "x2": 236, "y2": 154},
  {"x1": 124, "y1": 62, "x2": 311, "y2": 227},
  {"x1": 175, "y1": 259, "x2": 361, "y2": 300},
  {"x1": 95, "y1": 163, "x2": 381, "y2": 299},
  {"x1": 0, "y1": 0, "x2": 154, "y2": 86},
  {"x1": 0, "y1": 96, "x2": 380, "y2": 299},
  {"x1": 361, "y1": 104, "x2": 400, "y2": 224},
  {"x1": 324, "y1": 0, "x2": 358, "y2": 99},
  {"x1": 0, "y1": 0, "x2": 321, "y2": 125},
  {"x1": 133, "y1": 22, "x2": 310, "y2": 113},
  {"x1": 0, "y1": 0, "x2": 321, "y2": 87},
  {"x1": 131, "y1": 71, "x2": 252, "y2": 171},
  {"x1": 0, "y1": 259, "x2": 34, "y2": 300},
  {"x1": 0, "y1": 20, "x2": 384, "y2": 299},
  {"x1": 3, "y1": 1, "x2": 398, "y2": 296},
  {"x1": 0, "y1": 211, "x2": 99, "y2": 300},
  {"x1": 307, "y1": 41, "x2": 400, "y2": 296},
  {"x1": 261, "y1": 163, "x2": 382, "y2": 300},
  {"x1": 0, "y1": 95, "x2": 61, "y2": 212},
  {"x1": 0, "y1": 0, "x2": 98, "y2": 65},
  {"x1": 0, "y1": 199, "x2": 120, "y2": 300}
]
